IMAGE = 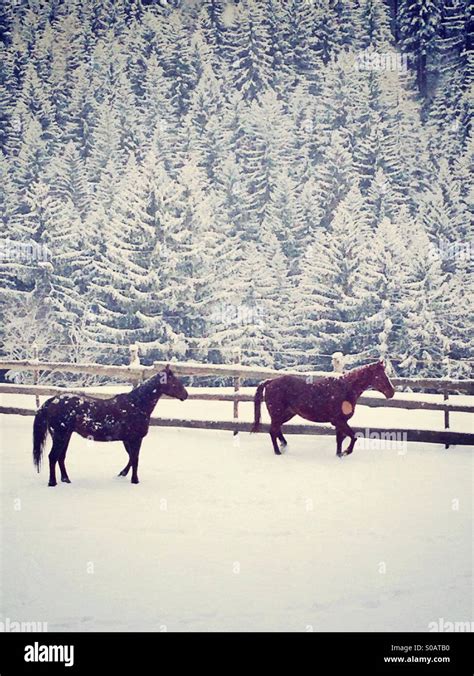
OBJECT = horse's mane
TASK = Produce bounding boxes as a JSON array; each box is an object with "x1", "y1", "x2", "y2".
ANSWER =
[
  {"x1": 128, "y1": 371, "x2": 164, "y2": 402},
  {"x1": 341, "y1": 362, "x2": 377, "y2": 381}
]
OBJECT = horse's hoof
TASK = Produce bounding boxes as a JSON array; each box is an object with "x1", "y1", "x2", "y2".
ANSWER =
[
  {"x1": 131, "y1": 478, "x2": 139, "y2": 484},
  {"x1": 61, "y1": 477, "x2": 71, "y2": 483},
  {"x1": 48, "y1": 481, "x2": 57, "y2": 487}
]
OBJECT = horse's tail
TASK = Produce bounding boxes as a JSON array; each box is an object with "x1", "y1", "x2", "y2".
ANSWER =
[
  {"x1": 251, "y1": 380, "x2": 271, "y2": 433},
  {"x1": 33, "y1": 401, "x2": 50, "y2": 472}
]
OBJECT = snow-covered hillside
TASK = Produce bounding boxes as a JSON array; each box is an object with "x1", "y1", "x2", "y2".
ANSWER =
[{"x1": 0, "y1": 0, "x2": 472, "y2": 379}]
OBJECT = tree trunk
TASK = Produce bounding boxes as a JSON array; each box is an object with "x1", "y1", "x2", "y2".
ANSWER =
[{"x1": 418, "y1": 52, "x2": 427, "y2": 97}]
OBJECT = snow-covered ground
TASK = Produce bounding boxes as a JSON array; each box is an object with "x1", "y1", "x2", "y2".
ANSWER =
[{"x1": 1, "y1": 391, "x2": 472, "y2": 632}]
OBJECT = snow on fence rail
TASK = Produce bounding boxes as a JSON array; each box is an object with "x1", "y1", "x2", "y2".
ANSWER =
[
  {"x1": 0, "y1": 357, "x2": 473, "y2": 391},
  {"x1": 0, "y1": 357, "x2": 473, "y2": 447},
  {"x1": 0, "y1": 383, "x2": 473, "y2": 413}
]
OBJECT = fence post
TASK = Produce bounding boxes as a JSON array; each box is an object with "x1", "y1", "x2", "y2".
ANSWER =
[
  {"x1": 331, "y1": 352, "x2": 345, "y2": 374},
  {"x1": 31, "y1": 341, "x2": 40, "y2": 409},
  {"x1": 233, "y1": 347, "x2": 241, "y2": 436},
  {"x1": 129, "y1": 344, "x2": 141, "y2": 387},
  {"x1": 444, "y1": 390, "x2": 450, "y2": 449}
]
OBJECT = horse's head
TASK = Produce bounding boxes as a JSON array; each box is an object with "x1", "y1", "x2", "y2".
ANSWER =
[
  {"x1": 370, "y1": 360, "x2": 395, "y2": 399},
  {"x1": 160, "y1": 365, "x2": 188, "y2": 401}
]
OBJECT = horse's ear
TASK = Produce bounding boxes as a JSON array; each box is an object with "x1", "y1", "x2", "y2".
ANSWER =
[{"x1": 165, "y1": 363, "x2": 171, "y2": 373}]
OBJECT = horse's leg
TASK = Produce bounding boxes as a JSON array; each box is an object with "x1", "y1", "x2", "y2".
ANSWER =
[
  {"x1": 48, "y1": 430, "x2": 67, "y2": 487},
  {"x1": 277, "y1": 409, "x2": 294, "y2": 448},
  {"x1": 266, "y1": 396, "x2": 292, "y2": 455},
  {"x1": 118, "y1": 441, "x2": 132, "y2": 477},
  {"x1": 336, "y1": 429, "x2": 346, "y2": 457},
  {"x1": 270, "y1": 423, "x2": 282, "y2": 455},
  {"x1": 338, "y1": 421, "x2": 357, "y2": 456},
  {"x1": 265, "y1": 400, "x2": 281, "y2": 455},
  {"x1": 130, "y1": 439, "x2": 143, "y2": 484},
  {"x1": 58, "y1": 433, "x2": 73, "y2": 483}
]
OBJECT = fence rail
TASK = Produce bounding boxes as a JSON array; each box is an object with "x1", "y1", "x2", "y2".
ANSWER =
[
  {"x1": 0, "y1": 358, "x2": 473, "y2": 448},
  {"x1": 0, "y1": 358, "x2": 473, "y2": 392},
  {"x1": 1, "y1": 407, "x2": 472, "y2": 447},
  {"x1": 0, "y1": 383, "x2": 473, "y2": 413}
]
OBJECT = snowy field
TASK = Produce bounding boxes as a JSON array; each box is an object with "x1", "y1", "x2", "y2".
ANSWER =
[{"x1": 1, "y1": 391, "x2": 472, "y2": 632}]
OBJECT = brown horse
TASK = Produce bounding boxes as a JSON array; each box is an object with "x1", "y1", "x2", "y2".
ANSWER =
[
  {"x1": 251, "y1": 361, "x2": 395, "y2": 456},
  {"x1": 33, "y1": 365, "x2": 188, "y2": 486}
]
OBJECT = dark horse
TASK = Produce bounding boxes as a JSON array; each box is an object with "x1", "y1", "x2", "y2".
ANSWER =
[
  {"x1": 251, "y1": 361, "x2": 395, "y2": 456},
  {"x1": 33, "y1": 365, "x2": 188, "y2": 486}
]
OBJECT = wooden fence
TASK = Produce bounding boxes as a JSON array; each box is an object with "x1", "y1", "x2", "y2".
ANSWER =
[{"x1": 0, "y1": 356, "x2": 473, "y2": 447}]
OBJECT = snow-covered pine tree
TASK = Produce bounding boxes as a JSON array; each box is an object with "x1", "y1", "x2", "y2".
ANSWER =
[
  {"x1": 38, "y1": 195, "x2": 87, "y2": 324},
  {"x1": 185, "y1": 60, "x2": 226, "y2": 182},
  {"x1": 311, "y1": 0, "x2": 343, "y2": 65},
  {"x1": 198, "y1": 0, "x2": 227, "y2": 68},
  {"x1": 356, "y1": 0, "x2": 393, "y2": 50},
  {"x1": 4, "y1": 188, "x2": 87, "y2": 366},
  {"x1": 222, "y1": 0, "x2": 273, "y2": 101},
  {"x1": 0, "y1": 42, "x2": 16, "y2": 152},
  {"x1": 48, "y1": 8, "x2": 89, "y2": 135},
  {"x1": 276, "y1": 0, "x2": 321, "y2": 85},
  {"x1": 318, "y1": 52, "x2": 368, "y2": 142},
  {"x1": 46, "y1": 140, "x2": 91, "y2": 221},
  {"x1": 427, "y1": 0, "x2": 472, "y2": 160},
  {"x1": 137, "y1": 51, "x2": 173, "y2": 150},
  {"x1": 263, "y1": 168, "x2": 302, "y2": 261},
  {"x1": 419, "y1": 158, "x2": 469, "y2": 272},
  {"x1": 113, "y1": 70, "x2": 143, "y2": 159},
  {"x1": 168, "y1": 157, "x2": 221, "y2": 351},
  {"x1": 214, "y1": 151, "x2": 247, "y2": 238},
  {"x1": 370, "y1": 212, "x2": 415, "y2": 370},
  {"x1": 133, "y1": 150, "x2": 189, "y2": 361},
  {"x1": 10, "y1": 115, "x2": 49, "y2": 201},
  {"x1": 398, "y1": 0, "x2": 442, "y2": 96},
  {"x1": 0, "y1": 150, "x2": 16, "y2": 234},
  {"x1": 441, "y1": 256, "x2": 474, "y2": 377},
  {"x1": 63, "y1": 62, "x2": 97, "y2": 159},
  {"x1": 374, "y1": 69, "x2": 431, "y2": 206},
  {"x1": 85, "y1": 153, "x2": 153, "y2": 355},
  {"x1": 87, "y1": 100, "x2": 123, "y2": 184},
  {"x1": 159, "y1": 10, "x2": 198, "y2": 115},
  {"x1": 239, "y1": 89, "x2": 295, "y2": 230},
  {"x1": 207, "y1": 233, "x2": 288, "y2": 368},
  {"x1": 289, "y1": 185, "x2": 378, "y2": 368},
  {"x1": 367, "y1": 167, "x2": 405, "y2": 227},
  {"x1": 313, "y1": 129, "x2": 355, "y2": 228},
  {"x1": 395, "y1": 223, "x2": 452, "y2": 377}
]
